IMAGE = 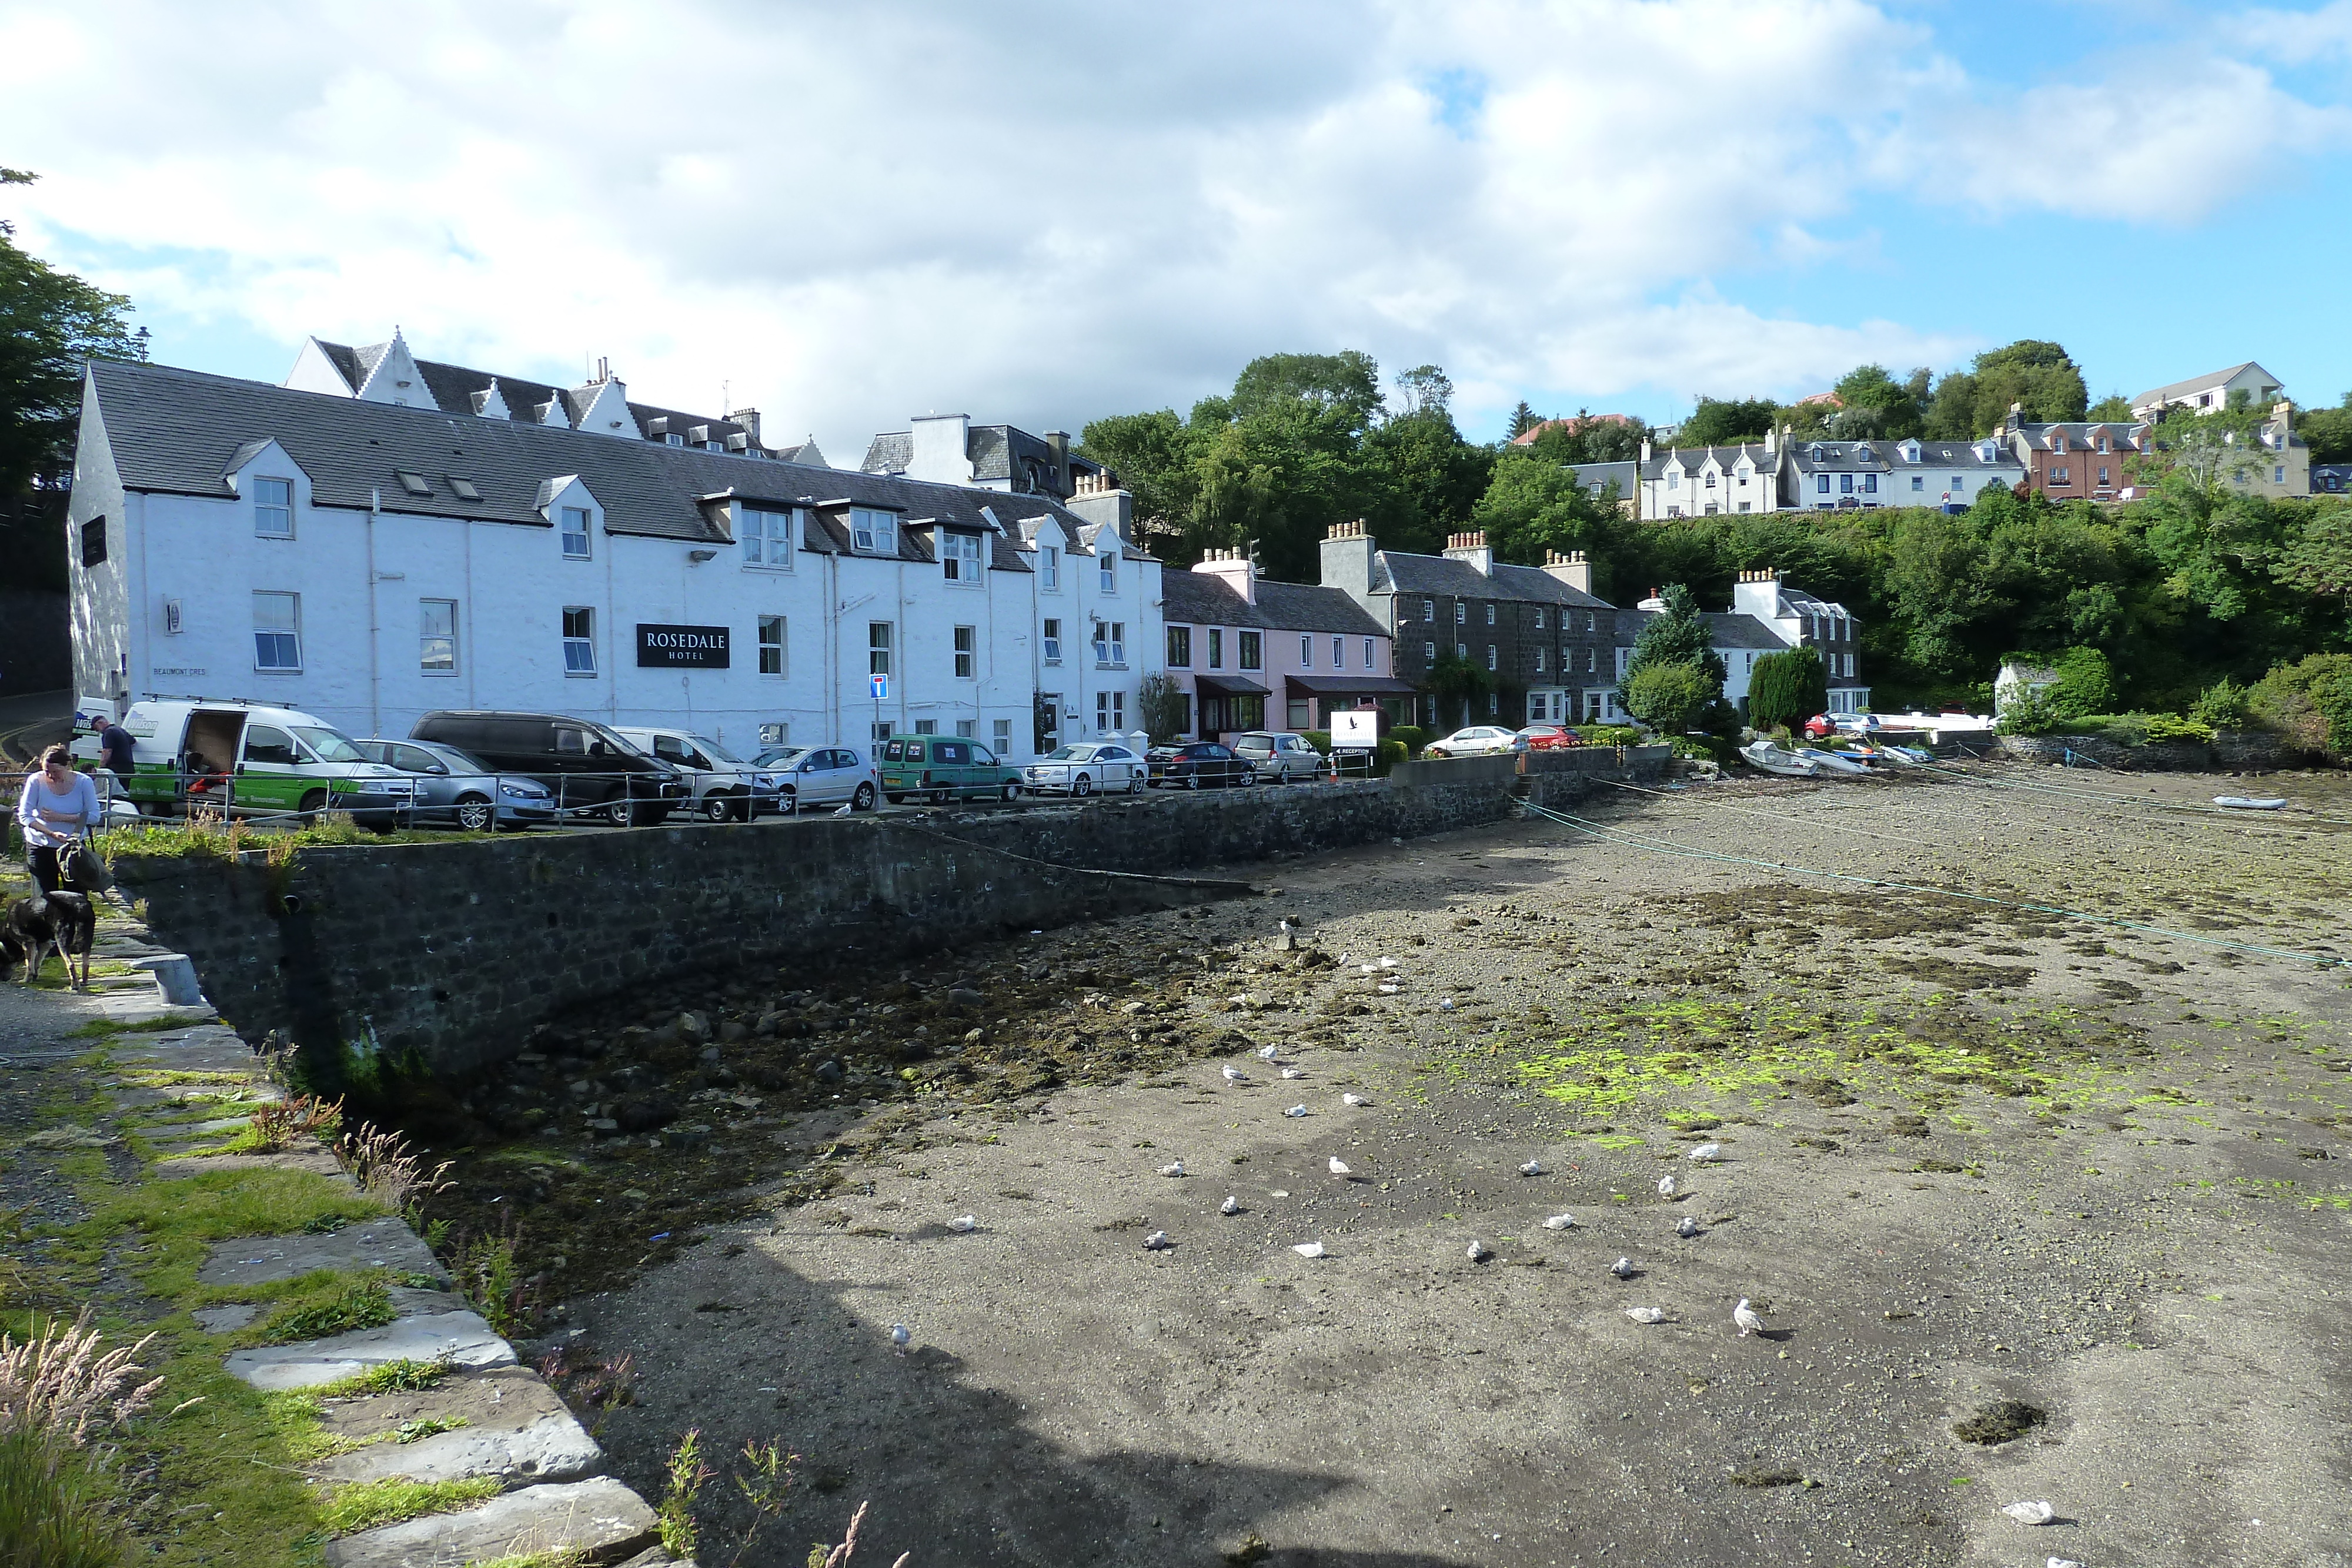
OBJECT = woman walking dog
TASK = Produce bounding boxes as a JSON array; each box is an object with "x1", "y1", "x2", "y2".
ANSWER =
[{"x1": 17, "y1": 745, "x2": 103, "y2": 894}]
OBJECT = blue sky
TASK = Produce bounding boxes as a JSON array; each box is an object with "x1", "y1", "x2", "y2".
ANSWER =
[{"x1": 2, "y1": 0, "x2": 2347, "y2": 449}]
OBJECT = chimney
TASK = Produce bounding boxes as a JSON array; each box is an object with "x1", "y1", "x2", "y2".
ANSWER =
[
  {"x1": 1063, "y1": 484, "x2": 1134, "y2": 544},
  {"x1": 1730, "y1": 566, "x2": 1783, "y2": 626},
  {"x1": 1541, "y1": 549, "x2": 1592, "y2": 595},
  {"x1": 1763, "y1": 424, "x2": 1776, "y2": 456},
  {"x1": 1044, "y1": 430, "x2": 1071, "y2": 489},
  {"x1": 1319, "y1": 517, "x2": 1377, "y2": 605},
  {"x1": 907, "y1": 413, "x2": 974, "y2": 485},
  {"x1": 1639, "y1": 437, "x2": 1652, "y2": 464},
  {"x1": 1441, "y1": 529, "x2": 1493, "y2": 576},
  {"x1": 2271, "y1": 399, "x2": 2293, "y2": 429},
  {"x1": 1191, "y1": 546, "x2": 1257, "y2": 606},
  {"x1": 733, "y1": 406, "x2": 762, "y2": 449}
]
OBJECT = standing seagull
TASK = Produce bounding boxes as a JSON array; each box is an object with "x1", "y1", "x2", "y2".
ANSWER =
[
  {"x1": 890, "y1": 1323, "x2": 913, "y2": 1355},
  {"x1": 1328, "y1": 1156, "x2": 1352, "y2": 1177},
  {"x1": 1610, "y1": 1256, "x2": 1635, "y2": 1279},
  {"x1": 1733, "y1": 1298, "x2": 1765, "y2": 1336},
  {"x1": 1687, "y1": 1142, "x2": 1723, "y2": 1163},
  {"x1": 1222, "y1": 1065, "x2": 1248, "y2": 1083},
  {"x1": 1657, "y1": 1174, "x2": 1678, "y2": 1198}
]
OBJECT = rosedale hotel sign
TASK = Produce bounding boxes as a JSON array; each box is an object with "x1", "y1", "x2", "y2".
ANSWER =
[{"x1": 634, "y1": 623, "x2": 731, "y2": 669}]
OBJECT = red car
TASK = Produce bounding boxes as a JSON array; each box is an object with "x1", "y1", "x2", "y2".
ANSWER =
[{"x1": 1514, "y1": 724, "x2": 1584, "y2": 751}]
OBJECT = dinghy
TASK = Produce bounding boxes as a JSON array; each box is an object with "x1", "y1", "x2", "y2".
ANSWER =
[
  {"x1": 2213, "y1": 795, "x2": 2287, "y2": 811},
  {"x1": 1740, "y1": 740, "x2": 1819, "y2": 777},
  {"x1": 1802, "y1": 748, "x2": 1873, "y2": 775}
]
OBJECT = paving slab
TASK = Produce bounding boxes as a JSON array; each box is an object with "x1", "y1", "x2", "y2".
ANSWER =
[
  {"x1": 192, "y1": 1305, "x2": 262, "y2": 1334},
  {"x1": 113, "y1": 1027, "x2": 258, "y2": 1072},
  {"x1": 322, "y1": 1476, "x2": 656, "y2": 1568},
  {"x1": 225, "y1": 1310, "x2": 514, "y2": 1391},
  {"x1": 313, "y1": 1367, "x2": 602, "y2": 1489},
  {"x1": 199, "y1": 1224, "x2": 444, "y2": 1288},
  {"x1": 156, "y1": 1145, "x2": 342, "y2": 1178}
]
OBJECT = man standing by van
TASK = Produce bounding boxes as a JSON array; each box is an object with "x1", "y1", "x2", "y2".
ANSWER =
[
  {"x1": 17, "y1": 746, "x2": 101, "y2": 894},
  {"x1": 93, "y1": 713, "x2": 136, "y2": 800}
]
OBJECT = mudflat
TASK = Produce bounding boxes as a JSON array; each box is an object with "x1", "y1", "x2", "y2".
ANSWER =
[{"x1": 496, "y1": 765, "x2": 2351, "y2": 1567}]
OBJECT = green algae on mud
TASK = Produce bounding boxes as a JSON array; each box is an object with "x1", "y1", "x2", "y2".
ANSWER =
[{"x1": 1510, "y1": 992, "x2": 2150, "y2": 1118}]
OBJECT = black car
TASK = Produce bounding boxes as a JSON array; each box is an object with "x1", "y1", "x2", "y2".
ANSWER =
[
  {"x1": 1147, "y1": 741, "x2": 1255, "y2": 789},
  {"x1": 409, "y1": 710, "x2": 689, "y2": 826}
]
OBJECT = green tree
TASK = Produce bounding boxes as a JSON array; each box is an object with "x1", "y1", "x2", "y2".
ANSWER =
[
  {"x1": 1922, "y1": 340, "x2": 2088, "y2": 437},
  {"x1": 1506, "y1": 400, "x2": 1541, "y2": 439},
  {"x1": 1622, "y1": 583, "x2": 1727, "y2": 691},
  {"x1": 1392, "y1": 364, "x2": 1453, "y2": 418},
  {"x1": 1519, "y1": 413, "x2": 1643, "y2": 466},
  {"x1": 2275, "y1": 502, "x2": 2352, "y2": 610},
  {"x1": 1826, "y1": 363, "x2": 1926, "y2": 440},
  {"x1": 2299, "y1": 394, "x2": 2352, "y2": 464},
  {"x1": 2086, "y1": 392, "x2": 2136, "y2": 422},
  {"x1": 1469, "y1": 450, "x2": 1621, "y2": 580},
  {"x1": 1679, "y1": 396, "x2": 1779, "y2": 447},
  {"x1": 1424, "y1": 651, "x2": 1489, "y2": 731},
  {"x1": 2046, "y1": 646, "x2": 2116, "y2": 719},
  {"x1": 1137, "y1": 673, "x2": 1189, "y2": 744},
  {"x1": 1623, "y1": 663, "x2": 1714, "y2": 733},
  {"x1": 1747, "y1": 645, "x2": 1828, "y2": 730},
  {"x1": 2, "y1": 168, "x2": 139, "y2": 584}
]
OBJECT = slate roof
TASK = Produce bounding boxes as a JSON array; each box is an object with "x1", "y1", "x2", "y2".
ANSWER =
[
  {"x1": 1161, "y1": 570, "x2": 1267, "y2": 630},
  {"x1": 1786, "y1": 440, "x2": 1890, "y2": 475},
  {"x1": 2006, "y1": 422, "x2": 2149, "y2": 454},
  {"x1": 1884, "y1": 439, "x2": 2020, "y2": 472},
  {"x1": 861, "y1": 423, "x2": 1108, "y2": 500},
  {"x1": 1615, "y1": 610, "x2": 1794, "y2": 652},
  {"x1": 1642, "y1": 443, "x2": 1777, "y2": 480},
  {"x1": 2130, "y1": 361, "x2": 2276, "y2": 409},
  {"x1": 82, "y1": 359, "x2": 1117, "y2": 573},
  {"x1": 1369, "y1": 550, "x2": 1613, "y2": 610},
  {"x1": 1566, "y1": 459, "x2": 1638, "y2": 497},
  {"x1": 1253, "y1": 580, "x2": 1387, "y2": 638}
]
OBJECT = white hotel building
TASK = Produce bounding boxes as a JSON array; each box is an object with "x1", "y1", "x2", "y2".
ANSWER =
[{"x1": 67, "y1": 341, "x2": 1158, "y2": 760}]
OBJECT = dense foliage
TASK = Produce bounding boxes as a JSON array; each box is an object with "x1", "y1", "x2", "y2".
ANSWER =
[{"x1": 1747, "y1": 646, "x2": 1828, "y2": 731}]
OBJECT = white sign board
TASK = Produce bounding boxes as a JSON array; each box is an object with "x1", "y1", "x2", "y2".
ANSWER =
[
  {"x1": 869, "y1": 674, "x2": 889, "y2": 699},
  {"x1": 1329, "y1": 709, "x2": 1381, "y2": 747}
]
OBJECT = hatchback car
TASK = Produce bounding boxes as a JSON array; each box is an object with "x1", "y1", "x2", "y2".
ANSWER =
[
  {"x1": 609, "y1": 727, "x2": 787, "y2": 822},
  {"x1": 1023, "y1": 741, "x2": 1147, "y2": 797},
  {"x1": 1514, "y1": 724, "x2": 1584, "y2": 752},
  {"x1": 877, "y1": 735, "x2": 1024, "y2": 804},
  {"x1": 1230, "y1": 731, "x2": 1324, "y2": 783},
  {"x1": 352, "y1": 738, "x2": 557, "y2": 831},
  {"x1": 755, "y1": 745, "x2": 879, "y2": 813},
  {"x1": 1424, "y1": 726, "x2": 1528, "y2": 758},
  {"x1": 1147, "y1": 741, "x2": 1254, "y2": 789}
]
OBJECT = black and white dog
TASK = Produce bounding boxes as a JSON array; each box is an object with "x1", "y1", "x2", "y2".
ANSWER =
[{"x1": 2, "y1": 844, "x2": 113, "y2": 991}]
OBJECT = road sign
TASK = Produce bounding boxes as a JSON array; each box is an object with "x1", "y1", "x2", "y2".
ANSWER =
[{"x1": 870, "y1": 674, "x2": 889, "y2": 699}]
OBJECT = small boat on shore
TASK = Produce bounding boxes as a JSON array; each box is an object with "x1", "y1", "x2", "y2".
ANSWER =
[
  {"x1": 1802, "y1": 748, "x2": 1873, "y2": 775},
  {"x1": 1740, "y1": 741, "x2": 1819, "y2": 777},
  {"x1": 2213, "y1": 795, "x2": 2287, "y2": 811}
]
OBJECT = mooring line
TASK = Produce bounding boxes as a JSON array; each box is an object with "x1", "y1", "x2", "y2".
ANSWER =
[{"x1": 1523, "y1": 798, "x2": 2350, "y2": 972}]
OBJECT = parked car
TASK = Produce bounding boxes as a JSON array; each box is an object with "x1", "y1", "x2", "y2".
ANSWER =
[
  {"x1": 1802, "y1": 712, "x2": 1880, "y2": 740},
  {"x1": 877, "y1": 734, "x2": 1024, "y2": 804},
  {"x1": 1515, "y1": 724, "x2": 1584, "y2": 752},
  {"x1": 72, "y1": 698, "x2": 415, "y2": 829},
  {"x1": 1424, "y1": 725, "x2": 1528, "y2": 759},
  {"x1": 1147, "y1": 741, "x2": 1254, "y2": 790},
  {"x1": 1230, "y1": 731, "x2": 1324, "y2": 783},
  {"x1": 609, "y1": 727, "x2": 785, "y2": 823},
  {"x1": 754, "y1": 745, "x2": 879, "y2": 813},
  {"x1": 352, "y1": 738, "x2": 557, "y2": 831},
  {"x1": 410, "y1": 711, "x2": 689, "y2": 827},
  {"x1": 1022, "y1": 741, "x2": 1147, "y2": 797}
]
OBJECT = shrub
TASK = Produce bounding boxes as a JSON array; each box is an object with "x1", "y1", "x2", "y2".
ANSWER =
[
  {"x1": 2191, "y1": 677, "x2": 2253, "y2": 730},
  {"x1": 1136, "y1": 674, "x2": 1188, "y2": 745},
  {"x1": 1388, "y1": 725, "x2": 1429, "y2": 757},
  {"x1": 1995, "y1": 684, "x2": 2060, "y2": 736},
  {"x1": 2139, "y1": 713, "x2": 2216, "y2": 743},
  {"x1": 1623, "y1": 663, "x2": 1714, "y2": 733},
  {"x1": 1374, "y1": 738, "x2": 1406, "y2": 777},
  {"x1": 1578, "y1": 724, "x2": 1642, "y2": 746},
  {"x1": 1748, "y1": 646, "x2": 1828, "y2": 731},
  {"x1": 1299, "y1": 730, "x2": 1331, "y2": 755},
  {"x1": 2251, "y1": 653, "x2": 2352, "y2": 761},
  {"x1": 2047, "y1": 646, "x2": 2116, "y2": 720}
]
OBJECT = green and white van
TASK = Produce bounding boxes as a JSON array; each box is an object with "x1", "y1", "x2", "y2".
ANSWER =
[
  {"x1": 876, "y1": 733, "x2": 1023, "y2": 804},
  {"x1": 74, "y1": 700, "x2": 417, "y2": 830}
]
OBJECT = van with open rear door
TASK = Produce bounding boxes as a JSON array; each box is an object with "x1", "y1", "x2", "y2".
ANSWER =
[{"x1": 72, "y1": 699, "x2": 416, "y2": 830}]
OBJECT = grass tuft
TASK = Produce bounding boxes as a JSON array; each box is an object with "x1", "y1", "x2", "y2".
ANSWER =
[{"x1": 317, "y1": 1475, "x2": 500, "y2": 1535}]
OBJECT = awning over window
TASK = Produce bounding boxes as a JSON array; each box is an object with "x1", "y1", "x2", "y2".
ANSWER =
[
  {"x1": 1285, "y1": 674, "x2": 1420, "y2": 697},
  {"x1": 1193, "y1": 674, "x2": 1272, "y2": 697}
]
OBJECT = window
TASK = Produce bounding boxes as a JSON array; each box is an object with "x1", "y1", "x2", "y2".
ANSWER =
[
  {"x1": 1487, "y1": 693, "x2": 1499, "y2": 717},
  {"x1": 953, "y1": 625, "x2": 975, "y2": 678},
  {"x1": 1167, "y1": 626, "x2": 1192, "y2": 667},
  {"x1": 2051, "y1": 466, "x2": 2070, "y2": 485},
  {"x1": 1668, "y1": 471, "x2": 1681, "y2": 490},
  {"x1": 1454, "y1": 603, "x2": 1466, "y2": 626},
  {"x1": 1863, "y1": 474, "x2": 1878, "y2": 494},
  {"x1": 667, "y1": 433, "x2": 684, "y2": 446},
  {"x1": 395, "y1": 470, "x2": 432, "y2": 497},
  {"x1": 1098, "y1": 551, "x2": 1117, "y2": 591},
  {"x1": 994, "y1": 718, "x2": 1011, "y2": 753},
  {"x1": 1705, "y1": 472, "x2": 1716, "y2": 489},
  {"x1": 560, "y1": 506, "x2": 592, "y2": 557},
  {"x1": 851, "y1": 508, "x2": 897, "y2": 555},
  {"x1": 1840, "y1": 474, "x2": 1853, "y2": 494},
  {"x1": 758, "y1": 614, "x2": 786, "y2": 676},
  {"x1": 1952, "y1": 476, "x2": 1965, "y2": 490},
  {"x1": 1043, "y1": 618, "x2": 1063, "y2": 663},
  {"x1": 1816, "y1": 475, "x2": 1830, "y2": 495},
  {"x1": 1094, "y1": 621, "x2": 1125, "y2": 665},
  {"x1": 79, "y1": 517, "x2": 106, "y2": 567},
  {"x1": 1207, "y1": 628, "x2": 1223, "y2": 669},
  {"x1": 742, "y1": 506, "x2": 794, "y2": 566},
  {"x1": 243, "y1": 725, "x2": 298, "y2": 765},
  {"x1": 941, "y1": 530, "x2": 984, "y2": 583},
  {"x1": 1535, "y1": 648, "x2": 1546, "y2": 673},
  {"x1": 1299, "y1": 634, "x2": 1312, "y2": 667},
  {"x1": 448, "y1": 477, "x2": 481, "y2": 502},
  {"x1": 255, "y1": 477, "x2": 293, "y2": 538},
  {"x1": 562, "y1": 607, "x2": 596, "y2": 674},
  {"x1": 872, "y1": 720, "x2": 892, "y2": 751},
  {"x1": 1485, "y1": 604, "x2": 1496, "y2": 626},
  {"x1": 2098, "y1": 466, "x2": 2111, "y2": 486},
  {"x1": 1911, "y1": 476, "x2": 1925, "y2": 492},
  {"x1": 1738, "y1": 502, "x2": 1751, "y2": 513},
  {"x1": 914, "y1": 720, "x2": 937, "y2": 735},
  {"x1": 2273, "y1": 466, "x2": 2284, "y2": 484},
  {"x1": 1238, "y1": 630, "x2": 1261, "y2": 670},
  {"x1": 1424, "y1": 641, "x2": 1436, "y2": 661},
  {"x1": 1041, "y1": 546, "x2": 1060, "y2": 590},
  {"x1": 1534, "y1": 610, "x2": 1545, "y2": 631},
  {"x1": 1486, "y1": 645, "x2": 1497, "y2": 671},
  {"x1": 1586, "y1": 612, "x2": 1595, "y2": 633},
  {"x1": 957, "y1": 720, "x2": 976, "y2": 738},
  {"x1": 1423, "y1": 598, "x2": 1435, "y2": 621},
  {"x1": 253, "y1": 592, "x2": 301, "y2": 671},
  {"x1": 1095, "y1": 689, "x2": 1125, "y2": 731},
  {"x1": 1456, "y1": 642, "x2": 1467, "y2": 660},
  {"x1": 1364, "y1": 637, "x2": 1374, "y2": 668},
  {"x1": 420, "y1": 599, "x2": 457, "y2": 673},
  {"x1": 868, "y1": 622, "x2": 892, "y2": 676},
  {"x1": 1333, "y1": 637, "x2": 1345, "y2": 667}
]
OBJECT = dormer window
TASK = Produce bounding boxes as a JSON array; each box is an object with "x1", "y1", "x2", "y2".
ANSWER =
[
  {"x1": 560, "y1": 506, "x2": 592, "y2": 559},
  {"x1": 1705, "y1": 471, "x2": 1716, "y2": 488},
  {"x1": 2095, "y1": 434, "x2": 2108, "y2": 452},
  {"x1": 741, "y1": 505, "x2": 795, "y2": 568},
  {"x1": 666, "y1": 433, "x2": 684, "y2": 446},
  {"x1": 254, "y1": 476, "x2": 293, "y2": 538},
  {"x1": 1810, "y1": 446, "x2": 1825, "y2": 462},
  {"x1": 2053, "y1": 433, "x2": 2068, "y2": 453},
  {"x1": 850, "y1": 508, "x2": 897, "y2": 555},
  {"x1": 1041, "y1": 546, "x2": 1061, "y2": 590},
  {"x1": 1099, "y1": 550, "x2": 1117, "y2": 592},
  {"x1": 941, "y1": 529, "x2": 984, "y2": 583}
]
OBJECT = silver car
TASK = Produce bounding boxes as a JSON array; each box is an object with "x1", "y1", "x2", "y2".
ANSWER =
[
  {"x1": 1022, "y1": 741, "x2": 1147, "y2": 797},
  {"x1": 610, "y1": 727, "x2": 787, "y2": 822},
  {"x1": 1231, "y1": 731, "x2": 1324, "y2": 783},
  {"x1": 754, "y1": 745, "x2": 879, "y2": 813},
  {"x1": 352, "y1": 738, "x2": 557, "y2": 831}
]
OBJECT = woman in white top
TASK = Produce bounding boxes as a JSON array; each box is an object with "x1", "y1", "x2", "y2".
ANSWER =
[{"x1": 16, "y1": 745, "x2": 102, "y2": 894}]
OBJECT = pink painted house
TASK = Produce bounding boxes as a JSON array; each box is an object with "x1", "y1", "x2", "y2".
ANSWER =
[{"x1": 1161, "y1": 549, "x2": 1410, "y2": 740}]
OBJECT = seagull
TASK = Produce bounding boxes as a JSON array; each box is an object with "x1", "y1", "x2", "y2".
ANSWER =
[
  {"x1": 1284, "y1": 1105, "x2": 1309, "y2": 1118},
  {"x1": 1687, "y1": 1142, "x2": 1722, "y2": 1163},
  {"x1": 1359, "y1": 962, "x2": 1378, "y2": 975},
  {"x1": 1256, "y1": 1044, "x2": 1280, "y2": 1061},
  {"x1": 890, "y1": 1323, "x2": 912, "y2": 1354},
  {"x1": 1279, "y1": 918, "x2": 1295, "y2": 935},
  {"x1": 1466, "y1": 1240, "x2": 1493, "y2": 1262},
  {"x1": 1159, "y1": 1161, "x2": 1186, "y2": 1178},
  {"x1": 1657, "y1": 1174, "x2": 1678, "y2": 1198},
  {"x1": 1222, "y1": 1065, "x2": 1248, "y2": 1083},
  {"x1": 1624, "y1": 1307, "x2": 1668, "y2": 1324},
  {"x1": 1733, "y1": 1298, "x2": 1765, "y2": 1336},
  {"x1": 948, "y1": 1214, "x2": 977, "y2": 1233},
  {"x1": 1220, "y1": 1195, "x2": 1242, "y2": 1216},
  {"x1": 1281, "y1": 1067, "x2": 1307, "y2": 1079},
  {"x1": 1999, "y1": 1500, "x2": 2056, "y2": 1527},
  {"x1": 1378, "y1": 957, "x2": 1398, "y2": 969},
  {"x1": 1518, "y1": 1159, "x2": 1544, "y2": 1177},
  {"x1": 1676, "y1": 1215, "x2": 1699, "y2": 1239},
  {"x1": 1611, "y1": 1256, "x2": 1635, "y2": 1279},
  {"x1": 831, "y1": 801, "x2": 854, "y2": 817},
  {"x1": 1438, "y1": 998, "x2": 1456, "y2": 1011},
  {"x1": 1541, "y1": 1213, "x2": 1576, "y2": 1231},
  {"x1": 1142, "y1": 1230, "x2": 1172, "y2": 1251},
  {"x1": 1328, "y1": 1156, "x2": 1352, "y2": 1176},
  {"x1": 1342, "y1": 1093, "x2": 1367, "y2": 1106},
  {"x1": 1292, "y1": 1241, "x2": 1326, "y2": 1258}
]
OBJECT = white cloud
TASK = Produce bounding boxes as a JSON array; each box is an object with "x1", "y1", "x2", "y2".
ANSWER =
[{"x1": 0, "y1": 0, "x2": 2338, "y2": 448}]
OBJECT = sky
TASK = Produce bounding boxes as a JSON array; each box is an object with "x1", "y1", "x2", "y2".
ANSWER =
[{"x1": 3, "y1": 0, "x2": 2349, "y2": 453}]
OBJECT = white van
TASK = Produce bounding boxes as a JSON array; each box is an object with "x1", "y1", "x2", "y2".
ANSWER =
[{"x1": 72, "y1": 699, "x2": 416, "y2": 830}]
